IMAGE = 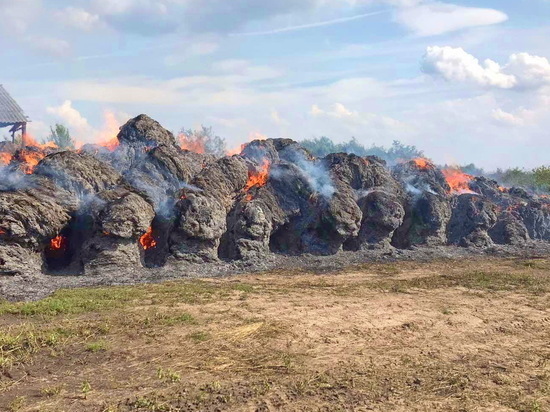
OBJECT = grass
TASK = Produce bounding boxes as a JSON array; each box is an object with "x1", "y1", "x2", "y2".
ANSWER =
[
  {"x1": 334, "y1": 270, "x2": 550, "y2": 296},
  {"x1": 187, "y1": 331, "x2": 210, "y2": 342},
  {"x1": 86, "y1": 340, "x2": 108, "y2": 353},
  {"x1": 0, "y1": 280, "x2": 226, "y2": 317},
  {"x1": 157, "y1": 367, "x2": 181, "y2": 383},
  {"x1": 1, "y1": 257, "x2": 550, "y2": 411}
]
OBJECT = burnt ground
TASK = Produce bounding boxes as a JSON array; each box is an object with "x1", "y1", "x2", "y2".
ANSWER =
[
  {"x1": 2, "y1": 243, "x2": 550, "y2": 302},
  {"x1": 1, "y1": 254, "x2": 550, "y2": 411}
]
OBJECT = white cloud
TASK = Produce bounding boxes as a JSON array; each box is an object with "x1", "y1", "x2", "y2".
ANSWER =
[
  {"x1": 491, "y1": 108, "x2": 527, "y2": 126},
  {"x1": 46, "y1": 100, "x2": 130, "y2": 143},
  {"x1": 422, "y1": 46, "x2": 516, "y2": 88},
  {"x1": 309, "y1": 103, "x2": 408, "y2": 139},
  {"x1": 47, "y1": 100, "x2": 94, "y2": 138},
  {"x1": 164, "y1": 41, "x2": 220, "y2": 67},
  {"x1": 57, "y1": 7, "x2": 101, "y2": 31},
  {"x1": 0, "y1": 0, "x2": 41, "y2": 35},
  {"x1": 422, "y1": 46, "x2": 550, "y2": 90},
  {"x1": 505, "y1": 53, "x2": 550, "y2": 89},
  {"x1": 31, "y1": 37, "x2": 71, "y2": 57},
  {"x1": 394, "y1": 1, "x2": 507, "y2": 36}
]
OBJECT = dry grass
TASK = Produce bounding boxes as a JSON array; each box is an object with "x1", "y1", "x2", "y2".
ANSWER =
[{"x1": 0, "y1": 256, "x2": 549, "y2": 411}]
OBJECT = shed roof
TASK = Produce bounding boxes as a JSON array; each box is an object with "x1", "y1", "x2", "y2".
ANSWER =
[{"x1": 0, "y1": 85, "x2": 30, "y2": 124}]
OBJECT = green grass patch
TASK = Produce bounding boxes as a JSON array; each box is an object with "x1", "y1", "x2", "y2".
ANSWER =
[
  {"x1": 85, "y1": 340, "x2": 108, "y2": 353},
  {"x1": 335, "y1": 270, "x2": 550, "y2": 296},
  {"x1": 0, "y1": 280, "x2": 230, "y2": 318},
  {"x1": 187, "y1": 331, "x2": 210, "y2": 342}
]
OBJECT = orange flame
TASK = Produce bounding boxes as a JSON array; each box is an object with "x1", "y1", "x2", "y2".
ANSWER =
[
  {"x1": 442, "y1": 168, "x2": 475, "y2": 195},
  {"x1": 412, "y1": 158, "x2": 431, "y2": 169},
  {"x1": 49, "y1": 235, "x2": 67, "y2": 251},
  {"x1": 19, "y1": 150, "x2": 47, "y2": 174},
  {"x1": 140, "y1": 227, "x2": 157, "y2": 250},
  {"x1": 244, "y1": 159, "x2": 270, "y2": 196},
  {"x1": 227, "y1": 132, "x2": 267, "y2": 156},
  {"x1": 0, "y1": 152, "x2": 12, "y2": 166},
  {"x1": 226, "y1": 143, "x2": 248, "y2": 156},
  {"x1": 178, "y1": 132, "x2": 206, "y2": 154},
  {"x1": 24, "y1": 133, "x2": 58, "y2": 151},
  {"x1": 97, "y1": 136, "x2": 119, "y2": 151}
]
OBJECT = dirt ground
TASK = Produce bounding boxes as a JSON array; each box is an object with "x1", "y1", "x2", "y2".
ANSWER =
[{"x1": 1, "y1": 256, "x2": 549, "y2": 411}]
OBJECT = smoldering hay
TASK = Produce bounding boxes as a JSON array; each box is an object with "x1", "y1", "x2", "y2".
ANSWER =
[{"x1": 0, "y1": 114, "x2": 549, "y2": 277}]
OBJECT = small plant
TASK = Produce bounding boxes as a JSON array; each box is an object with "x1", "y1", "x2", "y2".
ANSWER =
[
  {"x1": 442, "y1": 307, "x2": 453, "y2": 315},
  {"x1": 157, "y1": 367, "x2": 181, "y2": 383},
  {"x1": 188, "y1": 331, "x2": 209, "y2": 342},
  {"x1": 233, "y1": 284, "x2": 255, "y2": 293},
  {"x1": 8, "y1": 397, "x2": 26, "y2": 412},
  {"x1": 81, "y1": 380, "x2": 92, "y2": 399},
  {"x1": 86, "y1": 340, "x2": 108, "y2": 353},
  {"x1": 164, "y1": 312, "x2": 196, "y2": 326},
  {"x1": 41, "y1": 385, "x2": 63, "y2": 397}
]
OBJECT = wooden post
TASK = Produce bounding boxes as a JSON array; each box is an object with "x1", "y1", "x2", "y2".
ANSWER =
[{"x1": 21, "y1": 122, "x2": 27, "y2": 147}]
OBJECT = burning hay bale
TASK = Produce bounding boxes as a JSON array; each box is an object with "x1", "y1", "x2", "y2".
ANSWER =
[
  {"x1": 34, "y1": 151, "x2": 122, "y2": 196},
  {"x1": 1, "y1": 113, "x2": 550, "y2": 278},
  {"x1": 170, "y1": 156, "x2": 249, "y2": 262},
  {"x1": 81, "y1": 187, "x2": 156, "y2": 272},
  {"x1": 448, "y1": 194, "x2": 498, "y2": 247},
  {"x1": 392, "y1": 159, "x2": 452, "y2": 247},
  {"x1": 0, "y1": 175, "x2": 78, "y2": 275},
  {"x1": 488, "y1": 211, "x2": 530, "y2": 245},
  {"x1": 324, "y1": 153, "x2": 405, "y2": 250}
]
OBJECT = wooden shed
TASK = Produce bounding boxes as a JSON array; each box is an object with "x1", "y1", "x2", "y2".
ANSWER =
[{"x1": 0, "y1": 84, "x2": 30, "y2": 145}]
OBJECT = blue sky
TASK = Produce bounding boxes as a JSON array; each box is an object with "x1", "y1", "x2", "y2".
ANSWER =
[{"x1": 1, "y1": 0, "x2": 549, "y2": 169}]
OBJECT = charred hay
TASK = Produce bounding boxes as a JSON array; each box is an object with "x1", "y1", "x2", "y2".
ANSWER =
[{"x1": 1, "y1": 114, "x2": 550, "y2": 279}]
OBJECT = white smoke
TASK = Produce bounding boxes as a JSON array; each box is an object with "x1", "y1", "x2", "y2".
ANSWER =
[{"x1": 283, "y1": 149, "x2": 335, "y2": 199}]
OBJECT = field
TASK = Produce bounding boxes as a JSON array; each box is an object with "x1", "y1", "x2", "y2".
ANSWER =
[{"x1": 1, "y1": 257, "x2": 550, "y2": 411}]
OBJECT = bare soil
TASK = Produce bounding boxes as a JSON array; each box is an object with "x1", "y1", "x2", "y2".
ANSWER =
[{"x1": 1, "y1": 256, "x2": 550, "y2": 411}]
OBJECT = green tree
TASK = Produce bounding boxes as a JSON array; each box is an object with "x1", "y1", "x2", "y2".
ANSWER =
[
  {"x1": 533, "y1": 166, "x2": 550, "y2": 192},
  {"x1": 301, "y1": 136, "x2": 337, "y2": 157},
  {"x1": 301, "y1": 137, "x2": 424, "y2": 163},
  {"x1": 47, "y1": 124, "x2": 74, "y2": 150}
]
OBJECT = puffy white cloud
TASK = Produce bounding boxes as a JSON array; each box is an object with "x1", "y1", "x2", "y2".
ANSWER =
[
  {"x1": 422, "y1": 46, "x2": 516, "y2": 88},
  {"x1": 46, "y1": 100, "x2": 130, "y2": 143},
  {"x1": 57, "y1": 7, "x2": 101, "y2": 31},
  {"x1": 505, "y1": 53, "x2": 550, "y2": 89},
  {"x1": 422, "y1": 46, "x2": 550, "y2": 90},
  {"x1": 394, "y1": 1, "x2": 507, "y2": 36},
  {"x1": 47, "y1": 100, "x2": 94, "y2": 138}
]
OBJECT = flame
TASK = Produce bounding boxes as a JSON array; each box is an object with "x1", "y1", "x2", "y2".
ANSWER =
[
  {"x1": 24, "y1": 133, "x2": 58, "y2": 151},
  {"x1": 140, "y1": 227, "x2": 157, "y2": 250},
  {"x1": 442, "y1": 168, "x2": 475, "y2": 195},
  {"x1": 49, "y1": 235, "x2": 67, "y2": 251},
  {"x1": 498, "y1": 186, "x2": 507, "y2": 193},
  {"x1": 178, "y1": 131, "x2": 205, "y2": 154},
  {"x1": 412, "y1": 158, "x2": 431, "y2": 169},
  {"x1": 97, "y1": 136, "x2": 119, "y2": 151},
  {"x1": 19, "y1": 149, "x2": 47, "y2": 174},
  {"x1": 226, "y1": 143, "x2": 248, "y2": 156},
  {"x1": 226, "y1": 132, "x2": 268, "y2": 156},
  {"x1": 94, "y1": 111, "x2": 121, "y2": 151},
  {"x1": 0, "y1": 152, "x2": 12, "y2": 166},
  {"x1": 244, "y1": 159, "x2": 270, "y2": 196}
]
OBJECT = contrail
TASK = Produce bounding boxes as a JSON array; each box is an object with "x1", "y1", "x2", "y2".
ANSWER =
[{"x1": 231, "y1": 10, "x2": 389, "y2": 36}]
